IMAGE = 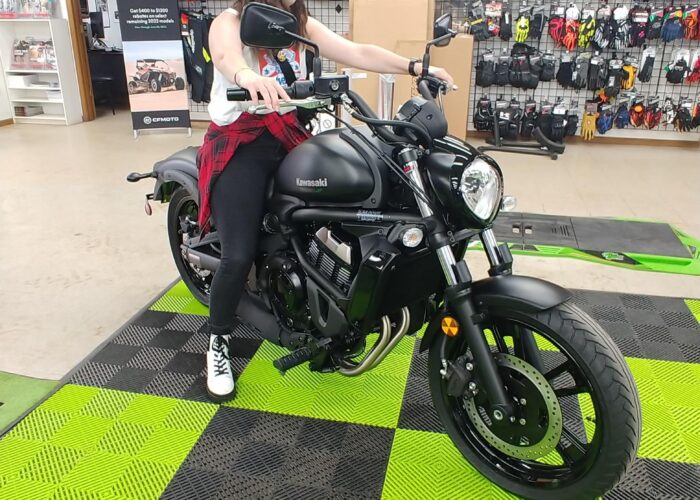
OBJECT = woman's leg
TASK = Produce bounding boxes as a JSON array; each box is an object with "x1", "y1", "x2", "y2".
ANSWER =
[{"x1": 205, "y1": 132, "x2": 282, "y2": 401}]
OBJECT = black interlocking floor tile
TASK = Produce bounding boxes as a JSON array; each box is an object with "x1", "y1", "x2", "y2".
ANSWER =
[
  {"x1": 633, "y1": 324, "x2": 675, "y2": 344},
  {"x1": 142, "y1": 370, "x2": 198, "y2": 399},
  {"x1": 621, "y1": 294, "x2": 655, "y2": 311},
  {"x1": 645, "y1": 460, "x2": 700, "y2": 498},
  {"x1": 134, "y1": 310, "x2": 176, "y2": 328},
  {"x1": 166, "y1": 352, "x2": 205, "y2": 375},
  {"x1": 214, "y1": 473, "x2": 277, "y2": 499},
  {"x1": 614, "y1": 337, "x2": 644, "y2": 358},
  {"x1": 592, "y1": 305, "x2": 628, "y2": 323},
  {"x1": 228, "y1": 337, "x2": 263, "y2": 359},
  {"x1": 165, "y1": 314, "x2": 207, "y2": 334},
  {"x1": 598, "y1": 320, "x2": 637, "y2": 339},
  {"x1": 91, "y1": 343, "x2": 140, "y2": 366},
  {"x1": 148, "y1": 329, "x2": 194, "y2": 350},
  {"x1": 640, "y1": 342, "x2": 686, "y2": 363},
  {"x1": 183, "y1": 432, "x2": 246, "y2": 471},
  {"x1": 679, "y1": 344, "x2": 700, "y2": 363},
  {"x1": 234, "y1": 440, "x2": 288, "y2": 477},
  {"x1": 669, "y1": 327, "x2": 700, "y2": 346},
  {"x1": 660, "y1": 311, "x2": 700, "y2": 330},
  {"x1": 606, "y1": 459, "x2": 655, "y2": 497},
  {"x1": 627, "y1": 309, "x2": 667, "y2": 327},
  {"x1": 332, "y1": 454, "x2": 389, "y2": 499},
  {"x1": 296, "y1": 418, "x2": 349, "y2": 451},
  {"x1": 69, "y1": 361, "x2": 120, "y2": 387},
  {"x1": 650, "y1": 296, "x2": 694, "y2": 313},
  {"x1": 126, "y1": 346, "x2": 178, "y2": 371},
  {"x1": 112, "y1": 324, "x2": 161, "y2": 347},
  {"x1": 161, "y1": 467, "x2": 226, "y2": 500},
  {"x1": 104, "y1": 366, "x2": 158, "y2": 393}
]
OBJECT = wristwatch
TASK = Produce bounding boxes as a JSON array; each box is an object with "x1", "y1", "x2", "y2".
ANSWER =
[{"x1": 408, "y1": 58, "x2": 419, "y2": 77}]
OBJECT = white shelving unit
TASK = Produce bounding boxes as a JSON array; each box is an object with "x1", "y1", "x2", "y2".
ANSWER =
[{"x1": 0, "y1": 13, "x2": 82, "y2": 125}]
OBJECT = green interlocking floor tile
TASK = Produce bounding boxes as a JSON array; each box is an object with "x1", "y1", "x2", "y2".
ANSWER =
[
  {"x1": 227, "y1": 338, "x2": 416, "y2": 428},
  {"x1": 627, "y1": 357, "x2": 700, "y2": 463},
  {"x1": 149, "y1": 281, "x2": 209, "y2": 316},
  {"x1": 0, "y1": 386, "x2": 216, "y2": 500},
  {"x1": 685, "y1": 299, "x2": 700, "y2": 324},
  {"x1": 382, "y1": 429, "x2": 517, "y2": 499}
]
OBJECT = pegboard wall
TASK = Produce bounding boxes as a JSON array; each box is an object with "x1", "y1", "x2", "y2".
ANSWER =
[
  {"x1": 435, "y1": 0, "x2": 700, "y2": 141},
  {"x1": 179, "y1": 0, "x2": 349, "y2": 120}
]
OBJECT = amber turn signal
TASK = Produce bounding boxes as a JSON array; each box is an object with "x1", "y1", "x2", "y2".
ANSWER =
[{"x1": 441, "y1": 316, "x2": 460, "y2": 337}]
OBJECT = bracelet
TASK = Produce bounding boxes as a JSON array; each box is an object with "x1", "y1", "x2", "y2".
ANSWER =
[
  {"x1": 408, "y1": 58, "x2": 419, "y2": 77},
  {"x1": 233, "y1": 66, "x2": 253, "y2": 86}
]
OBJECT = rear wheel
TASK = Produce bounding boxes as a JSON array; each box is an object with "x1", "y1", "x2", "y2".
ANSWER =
[
  {"x1": 167, "y1": 187, "x2": 213, "y2": 306},
  {"x1": 150, "y1": 77, "x2": 161, "y2": 92},
  {"x1": 428, "y1": 301, "x2": 641, "y2": 500},
  {"x1": 174, "y1": 77, "x2": 185, "y2": 90}
]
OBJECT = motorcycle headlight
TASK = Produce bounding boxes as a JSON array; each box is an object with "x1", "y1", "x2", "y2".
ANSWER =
[{"x1": 459, "y1": 158, "x2": 502, "y2": 222}]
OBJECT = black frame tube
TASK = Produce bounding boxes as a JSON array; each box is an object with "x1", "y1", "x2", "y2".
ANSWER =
[{"x1": 291, "y1": 208, "x2": 423, "y2": 224}]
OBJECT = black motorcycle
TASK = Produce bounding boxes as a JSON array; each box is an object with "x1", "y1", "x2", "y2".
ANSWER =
[{"x1": 128, "y1": 4, "x2": 641, "y2": 499}]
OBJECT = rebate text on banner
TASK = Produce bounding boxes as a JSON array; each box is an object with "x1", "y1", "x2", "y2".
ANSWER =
[{"x1": 117, "y1": 0, "x2": 191, "y2": 131}]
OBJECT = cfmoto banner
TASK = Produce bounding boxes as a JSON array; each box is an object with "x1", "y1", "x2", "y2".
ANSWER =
[{"x1": 117, "y1": 0, "x2": 191, "y2": 131}]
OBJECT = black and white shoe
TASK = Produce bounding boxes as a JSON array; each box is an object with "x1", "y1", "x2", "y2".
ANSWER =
[{"x1": 206, "y1": 334, "x2": 236, "y2": 402}]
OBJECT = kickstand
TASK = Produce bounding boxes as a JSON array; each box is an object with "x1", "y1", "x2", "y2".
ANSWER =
[{"x1": 477, "y1": 119, "x2": 560, "y2": 160}]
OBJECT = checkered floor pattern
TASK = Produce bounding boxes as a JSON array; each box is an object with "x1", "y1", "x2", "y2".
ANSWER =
[{"x1": 1, "y1": 281, "x2": 699, "y2": 499}]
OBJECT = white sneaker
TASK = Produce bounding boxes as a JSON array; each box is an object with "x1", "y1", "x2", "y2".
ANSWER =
[{"x1": 206, "y1": 334, "x2": 236, "y2": 402}]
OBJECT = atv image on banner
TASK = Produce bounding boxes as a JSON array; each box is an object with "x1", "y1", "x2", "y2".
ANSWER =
[
  {"x1": 128, "y1": 5, "x2": 641, "y2": 499},
  {"x1": 128, "y1": 58, "x2": 186, "y2": 94}
]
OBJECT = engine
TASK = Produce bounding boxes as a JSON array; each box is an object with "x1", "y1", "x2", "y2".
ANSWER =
[{"x1": 306, "y1": 227, "x2": 353, "y2": 293}]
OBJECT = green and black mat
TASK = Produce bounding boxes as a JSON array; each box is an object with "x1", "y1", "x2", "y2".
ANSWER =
[
  {"x1": 473, "y1": 213, "x2": 700, "y2": 276},
  {"x1": 1, "y1": 281, "x2": 699, "y2": 499}
]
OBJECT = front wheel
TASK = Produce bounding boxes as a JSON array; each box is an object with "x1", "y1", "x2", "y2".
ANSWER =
[{"x1": 429, "y1": 301, "x2": 641, "y2": 500}]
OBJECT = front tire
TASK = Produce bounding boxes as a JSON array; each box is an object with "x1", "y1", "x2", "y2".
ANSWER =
[
  {"x1": 150, "y1": 77, "x2": 161, "y2": 93},
  {"x1": 167, "y1": 187, "x2": 212, "y2": 306},
  {"x1": 429, "y1": 301, "x2": 641, "y2": 500},
  {"x1": 174, "y1": 77, "x2": 185, "y2": 90}
]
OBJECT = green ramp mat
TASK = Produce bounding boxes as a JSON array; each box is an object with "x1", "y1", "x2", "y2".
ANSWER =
[
  {"x1": 1, "y1": 281, "x2": 699, "y2": 499},
  {"x1": 474, "y1": 212, "x2": 700, "y2": 276},
  {"x1": 0, "y1": 372, "x2": 57, "y2": 435}
]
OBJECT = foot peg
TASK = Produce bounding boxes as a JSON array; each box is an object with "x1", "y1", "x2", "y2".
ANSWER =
[{"x1": 273, "y1": 346, "x2": 317, "y2": 374}]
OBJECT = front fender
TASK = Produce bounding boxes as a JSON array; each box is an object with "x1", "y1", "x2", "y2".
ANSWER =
[{"x1": 419, "y1": 275, "x2": 571, "y2": 352}]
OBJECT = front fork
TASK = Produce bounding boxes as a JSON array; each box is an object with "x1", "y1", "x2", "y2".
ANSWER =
[{"x1": 400, "y1": 148, "x2": 516, "y2": 421}]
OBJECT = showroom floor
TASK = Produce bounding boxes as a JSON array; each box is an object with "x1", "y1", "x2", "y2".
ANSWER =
[{"x1": 0, "y1": 110, "x2": 699, "y2": 383}]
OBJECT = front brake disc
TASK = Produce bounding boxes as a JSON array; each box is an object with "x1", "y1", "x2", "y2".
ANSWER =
[{"x1": 464, "y1": 353, "x2": 563, "y2": 460}]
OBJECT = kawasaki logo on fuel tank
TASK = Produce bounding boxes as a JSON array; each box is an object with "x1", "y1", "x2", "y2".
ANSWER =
[{"x1": 296, "y1": 178, "x2": 328, "y2": 188}]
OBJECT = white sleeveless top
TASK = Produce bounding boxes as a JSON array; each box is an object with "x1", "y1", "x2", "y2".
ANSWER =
[{"x1": 208, "y1": 8, "x2": 308, "y2": 126}]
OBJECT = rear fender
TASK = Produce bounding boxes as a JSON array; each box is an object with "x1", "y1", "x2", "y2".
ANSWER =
[
  {"x1": 152, "y1": 146, "x2": 199, "y2": 202},
  {"x1": 419, "y1": 275, "x2": 571, "y2": 352}
]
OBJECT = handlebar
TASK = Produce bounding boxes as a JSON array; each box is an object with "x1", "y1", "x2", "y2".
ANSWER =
[{"x1": 226, "y1": 80, "x2": 315, "y2": 101}]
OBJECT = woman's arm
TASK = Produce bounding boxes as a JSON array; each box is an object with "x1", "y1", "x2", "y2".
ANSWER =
[
  {"x1": 208, "y1": 11, "x2": 289, "y2": 109},
  {"x1": 305, "y1": 17, "x2": 454, "y2": 87}
]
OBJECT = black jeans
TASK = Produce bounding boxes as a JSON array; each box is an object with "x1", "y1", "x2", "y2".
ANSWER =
[{"x1": 208, "y1": 131, "x2": 284, "y2": 335}]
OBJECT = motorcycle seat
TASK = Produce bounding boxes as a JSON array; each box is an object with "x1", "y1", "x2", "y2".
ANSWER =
[{"x1": 153, "y1": 146, "x2": 199, "y2": 179}]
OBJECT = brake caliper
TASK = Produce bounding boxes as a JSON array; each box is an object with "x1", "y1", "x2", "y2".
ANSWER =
[{"x1": 440, "y1": 354, "x2": 475, "y2": 398}]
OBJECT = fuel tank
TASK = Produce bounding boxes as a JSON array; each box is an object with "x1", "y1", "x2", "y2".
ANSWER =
[{"x1": 276, "y1": 127, "x2": 389, "y2": 207}]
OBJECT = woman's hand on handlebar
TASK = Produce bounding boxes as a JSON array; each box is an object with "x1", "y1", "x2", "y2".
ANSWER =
[
  {"x1": 236, "y1": 69, "x2": 290, "y2": 111},
  {"x1": 416, "y1": 64, "x2": 455, "y2": 90}
]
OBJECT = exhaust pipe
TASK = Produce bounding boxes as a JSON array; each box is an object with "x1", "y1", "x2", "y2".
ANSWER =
[{"x1": 182, "y1": 246, "x2": 220, "y2": 273}]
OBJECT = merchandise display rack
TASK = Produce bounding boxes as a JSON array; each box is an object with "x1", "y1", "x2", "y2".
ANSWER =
[
  {"x1": 177, "y1": 0, "x2": 349, "y2": 121},
  {"x1": 435, "y1": 0, "x2": 700, "y2": 142},
  {"x1": 0, "y1": 6, "x2": 82, "y2": 125}
]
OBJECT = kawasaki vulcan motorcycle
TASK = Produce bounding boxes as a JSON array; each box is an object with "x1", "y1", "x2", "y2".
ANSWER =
[{"x1": 128, "y1": 4, "x2": 641, "y2": 499}]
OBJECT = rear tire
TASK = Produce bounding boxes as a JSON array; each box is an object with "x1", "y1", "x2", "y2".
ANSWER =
[
  {"x1": 150, "y1": 77, "x2": 161, "y2": 93},
  {"x1": 429, "y1": 301, "x2": 641, "y2": 500},
  {"x1": 167, "y1": 187, "x2": 212, "y2": 306},
  {"x1": 174, "y1": 77, "x2": 185, "y2": 90}
]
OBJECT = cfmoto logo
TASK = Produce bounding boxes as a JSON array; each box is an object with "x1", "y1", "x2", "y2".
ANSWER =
[{"x1": 143, "y1": 116, "x2": 152, "y2": 125}]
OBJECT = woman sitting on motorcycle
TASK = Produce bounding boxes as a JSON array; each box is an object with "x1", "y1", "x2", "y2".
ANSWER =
[{"x1": 200, "y1": 0, "x2": 454, "y2": 402}]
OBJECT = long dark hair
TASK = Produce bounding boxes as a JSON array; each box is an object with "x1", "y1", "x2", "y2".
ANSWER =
[{"x1": 232, "y1": 0, "x2": 309, "y2": 38}]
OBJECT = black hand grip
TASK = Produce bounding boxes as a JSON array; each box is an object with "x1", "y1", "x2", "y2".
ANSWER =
[
  {"x1": 226, "y1": 88, "x2": 253, "y2": 101},
  {"x1": 226, "y1": 81, "x2": 314, "y2": 102}
]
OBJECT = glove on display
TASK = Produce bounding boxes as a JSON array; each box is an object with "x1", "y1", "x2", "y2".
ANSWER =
[
  {"x1": 520, "y1": 100, "x2": 538, "y2": 138},
  {"x1": 578, "y1": 15, "x2": 596, "y2": 47},
  {"x1": 581, "y1": 111, "x2": 597, "y2": 140},
  {"x1": 620, "y1": 64, "x2": 637, "y2": 90},
  {"x1": 604, "y1": 59, "x2": 624, "y2": 98},
  {"x1": 565, "y1": 113, "x2": 579, "y2": 135},
  {"x1": 644, "y1": 103, "x2": 662, "y2": 129},
  {"x1": 550, "y1": 114, "x2": 566, "y2": 142},
  {"x1": 614, "y1": 103, "x2": 631, "y2": 128},
  {"x1": 638, "y1": 48, "x2": 656, "y2": 83},
  {"x1": 529, "y1": 53, "x2": 543, "y2": 78},
  {"x1": 573, "y1": 54, "x2": 591, "y2": 90},
  {"x1": 596, "y1": 107, "x2": 614, "y2": 134},
  {"x1": 474, "y1": 96, "x2": 494, "y2": 132},
  {"x1": 496, "y1": 55, "x2": 510, "y2": 85},
  {"x1": 592, "y1": 16, "x2": 613, "y2": 49},
  {"x1": 630, "y1": 102, "x2": 646, "y2": 126},
  {"x1": 692, "y1": 102, "x2": 700, "y2": 128},
  {"x1": 647, "y1": 8, "x2": 664, "y2": 40},
  {"x1": 687, "y1": 50, "x2": 700, "y2": 83},
  {"x1": 530, "y1": 8, "x2": 546, "y2": 40},
  {"x1": 662, "y1": 98, "x2": 676, "y2": 125},
  {"x1": 666, "y1": 51, "x2": 690, "y2": 84},
  {"x1": 500, "y1": 8, "x2": 513, "y2": 40},
  {"x1": 563, "y1": 19, "x2": 580, "y2": 51},
  {"x1": 476, "y1": 51, "x2": 496, "y2": 87},
  {"x1": 549, "y1": 15, "x2": 565, "y2": 46},
  {"x1": 557, "y1": 57, "x2": 574, "y2": 88},
  {"x1": 540, "y1": 52, "x2": 557, "y2": 81},
  {"x1": 515, "y1": 15, "x2": 530, "y2": 42},
  {"x1": 683, "y1": 7, "x2": 699, "y2": 40},
  {"x1": 675, "y1": 106, "x2": 694, "y2": 131},
  {"x1": 661, "y1": 11, "x2": 684, "y2": 42},
  {"x1": 629, "y1": 6, "x2": 649, "y2": 47},
  {"x1": 587, "y1": 55, "x2": 608, "y2": 90},
  {"x1": 612, "y1": 18, "x2": 631, "y2": 49},
  {"x1": 509, "y1": 55, "x2": 527, "y2": 87}
]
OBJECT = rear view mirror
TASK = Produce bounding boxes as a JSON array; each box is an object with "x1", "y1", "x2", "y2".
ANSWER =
[
  {"x1": 433, "y1": 13, "x2": 453, "y2": 47},
  {"x1": 240, "y1": 2, "x2": 298, "y2": 49}
]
